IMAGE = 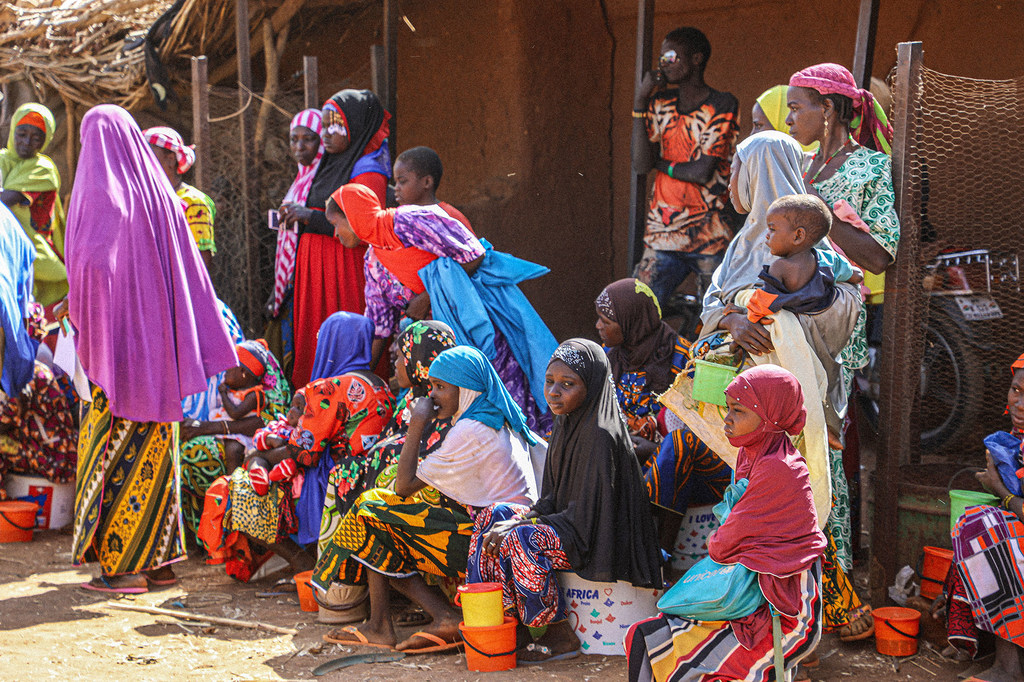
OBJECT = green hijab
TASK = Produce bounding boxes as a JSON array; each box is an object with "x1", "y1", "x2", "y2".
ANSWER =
[{"x1": 0, "y1": 102, "x2": 60, "y2": 193}]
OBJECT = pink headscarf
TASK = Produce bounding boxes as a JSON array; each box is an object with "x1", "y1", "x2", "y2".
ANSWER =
[
  {"x1": 708, "y1": 365, "x2": 825, "y2": 646},
  {"x1": 271, "y1": 109, "x2": 324, "y2": 316},
  {"x1": 789, "y1": 63, "x2": 893, "y2": 154},
  {"x1": 142, "y1": 126, "x2": 196, "y2": 174}
]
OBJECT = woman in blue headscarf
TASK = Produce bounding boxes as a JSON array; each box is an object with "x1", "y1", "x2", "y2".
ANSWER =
[{"x1": 312, "y1": 345, "x2": 542, "y2": 652}]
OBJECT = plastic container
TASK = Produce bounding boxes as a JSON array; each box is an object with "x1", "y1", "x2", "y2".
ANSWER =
[
  {"x1": 919, "y1": 546, "x2": 954, "y2": 600},
  {"x1": 671, "y1": 504, "x2": 720, "y2": 573},
  {"x1": 2, "y1": 474, "x2": 75, "y2": 529},
  {"x1": 949, "y1": 489, "x2": 999, "y2": 530},
  {"x1": 460, "y1": 616, "x2": 517, "y2": 672},
  {"x1": 294, "y1": 570, "x2": 317, "y2": 612},
  {"x1": 558, "y1": 571, "x2": 663, "y2": 655},
  {"x1": 692, "y1": 359, "x2": 739, "y2": 406},
  {"x1": 455, "y1": 582, "x2": 504, "y2": 628},
  {"x1": 874, "y1": 606, "x2": 921, "y2": 656},
  {"x1": 0, "y1": 500, "x2": 38, "y2": 542}
]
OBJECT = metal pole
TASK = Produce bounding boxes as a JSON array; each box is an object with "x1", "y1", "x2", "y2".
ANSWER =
[
  {"x1": 852, "y1": 0, "x2": 880, "y2": 90},
  {"x1": 627, "y1": 0, "x2": 655, "y2": 272},
  {"x1": 303, "y1": 55, "x2": 319, "y2": 110},
  {"x1": 870, "y1": 40, "x2": 924, "y2": 607},
  {"x1": 191, "y1": 56, "x2": 211, "y2": 192}
]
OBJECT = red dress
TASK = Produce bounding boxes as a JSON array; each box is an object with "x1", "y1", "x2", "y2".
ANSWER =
[{"x1": 291, "y1": 171, "x2": 386, "y2": 388}]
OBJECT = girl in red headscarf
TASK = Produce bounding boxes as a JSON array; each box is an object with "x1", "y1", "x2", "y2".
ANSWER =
[{"x1": 626, "y1": 365, "x2": 825, "y2": 682}]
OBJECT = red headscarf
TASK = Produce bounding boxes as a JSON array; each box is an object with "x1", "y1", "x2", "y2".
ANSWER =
[
  {"x1": 789, "y1": 62, "x2": 893, "y2": 154},
  {"x1": 708, "y1": 365, "x2": 826, "y2": 646},
  {"x1": 1011, "y1": 352, "x2": 1024, "y2": 376}
]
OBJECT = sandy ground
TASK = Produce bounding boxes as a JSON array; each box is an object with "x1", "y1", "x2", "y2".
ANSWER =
[{"x1": 0, "y1": 528, "x2": 985, "y2": 681}]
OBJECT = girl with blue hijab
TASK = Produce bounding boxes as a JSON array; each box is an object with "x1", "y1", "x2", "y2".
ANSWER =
[{"x1": 312, "y1": 345, "x2": 541, "y2": 653}]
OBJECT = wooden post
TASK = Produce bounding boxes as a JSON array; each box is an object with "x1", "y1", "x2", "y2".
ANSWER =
[
  {"x1": 383, "y1": 0, "x2": 398, "y2": 152},
  {"x1": 852, "y1": 0, "x2": 880, "y2": 90},
  {"x1": 236, "y1": 0, "x2": 259, "y2": 331},
  {"x1": 370, "y1": 44, "x2": 386, "y2": 102},
  {"x1": 191, "y1": 56, "x2": 211, "y2": 192},
  {"x1": 303, "y1": 55, "x2": 319, "y2": 110},
  {"x1": 870, "y1": 41, "x2": 924, "y2": 607},
  {"x1": 627, "y1": 0, "x2": 655, "y2": 272}
]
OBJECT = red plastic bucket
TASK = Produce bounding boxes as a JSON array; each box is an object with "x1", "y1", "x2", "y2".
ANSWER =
[
  {"x1": 459, "y1": 616, "x2": 517, "y2": 672},
  {"x1": 294, "y1": 570, "x2": 317, "y2": 612},
  {"x1": 0, "y1": 500, "x2": 38, "y2": 542},
  {"x1": 920, "y1": 546, "x2": 953, "y2": 600},
  {"x1": 874, "y1": 606, "x2": 920, "y2": 656}
]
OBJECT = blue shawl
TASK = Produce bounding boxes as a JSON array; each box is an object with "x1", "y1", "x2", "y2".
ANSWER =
[{"x1": 309, "y1": 311, "x2": 372, "y2": 381}]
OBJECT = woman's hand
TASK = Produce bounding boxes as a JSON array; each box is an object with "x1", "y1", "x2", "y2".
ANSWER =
[
  {"x1": 52, "y1": 297, "x2": 70, "y2": 325},
  {"x1": 630, "y1": 435, "x2": 658, "y2": 464},
  {"x1": 180, "y1": 420, "x2": 205, "y2": 442},
  {"x1": 482, "y1": 519, "x2": 526, "y2": 557},
  {"x1": 279, "y1": 202, "x2": 312, "y2": 225},
  {"x1": 410, "y1": 395, "x2": 438, "y2": 428},
  {"x1": 976, "y1": 450, "x2": 1011, "y2": 498},
  {"x1": 404, "y1": 292, "x2": 431, "y2": 321},
  {"x1": 720, "y1": 312, "x2": 774, "y2": 355},
  {"x1": 0, "y1": 189, "x2": 26, "y2": 208}
]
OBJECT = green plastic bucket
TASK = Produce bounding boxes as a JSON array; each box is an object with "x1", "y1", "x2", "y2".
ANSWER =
[
  {"x1": 692, "y1": 359, "x2": 740, "y2": 407},
  {"x1": 948, "y1": 489, "x2": 999, "y2": 530}
]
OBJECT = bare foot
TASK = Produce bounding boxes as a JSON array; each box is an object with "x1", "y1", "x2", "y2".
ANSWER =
[
  {"x1": 324, "y1": 623, "x2": 397, "y2": 648},
  {"x1": 518, "y1": 620, "x2": 580, "y2": 662},
  {"x1": 145, "y1": 567, "x2": 176, "y2": 584},
  {"x1": 395, "y1": 618, "x2": 461, "y2": 651},
  {"x1": 973, "y1": 637, "x2": 1024, "y2": 682}
]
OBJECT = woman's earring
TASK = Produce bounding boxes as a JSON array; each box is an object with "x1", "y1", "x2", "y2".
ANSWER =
[{"x1": 823, "y1": 112, "x2": 829, "y2": 141}]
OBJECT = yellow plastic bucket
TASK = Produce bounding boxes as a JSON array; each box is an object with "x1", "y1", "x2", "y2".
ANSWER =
[{"x1": 455, "y1": 582, "x2": 504, "y2": 628}]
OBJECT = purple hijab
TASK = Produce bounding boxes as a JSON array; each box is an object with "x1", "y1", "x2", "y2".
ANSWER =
[{"x1": 66, "y1": 105, "x2": 236, "y2": 422}]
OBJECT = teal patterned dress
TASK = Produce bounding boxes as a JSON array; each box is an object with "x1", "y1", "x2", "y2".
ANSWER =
[{"x1": 812, "y1": 145, "x2": 899, "y2": 571}]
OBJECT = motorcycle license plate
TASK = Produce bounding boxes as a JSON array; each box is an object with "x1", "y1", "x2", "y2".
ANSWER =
[{"x1": 954, "y1": 295, "x2": 1003, "y2": 321}]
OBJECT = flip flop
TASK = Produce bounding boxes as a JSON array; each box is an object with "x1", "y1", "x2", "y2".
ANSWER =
[
  {"x1": 322, "y1": 625, "x2": 396, "y2": 650},
  {"x1": 145, "y1": 574, "x2": 177, "y2": 587},
  {"x1": 400, "y1": 631, "x2": 463, "y2": 655},
  {"x1": 517, "y1": 642, "x2": 581, "y2": 664},
  {"x1": 80, "y1": 575, "x2": 149, "y2": 595}
]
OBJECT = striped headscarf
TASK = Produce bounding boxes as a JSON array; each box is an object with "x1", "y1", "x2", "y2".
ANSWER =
[
  {"x1": 789, "y1": 63, "x2": 893, "y2": 155},
  {"x1": 142, "y1": 126, "x2": 196, "y2": 174},
  {"x1": 271, "y1": 109, "x2": 324, "y2": 316}
]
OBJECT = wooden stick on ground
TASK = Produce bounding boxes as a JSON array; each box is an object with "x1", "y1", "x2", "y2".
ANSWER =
[{"x1": 105, "y1": 601, "x2": 298, "y2": 635}]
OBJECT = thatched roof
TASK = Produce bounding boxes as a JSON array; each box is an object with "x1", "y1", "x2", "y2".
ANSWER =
[{"x1": 0, "y1": 0, "x2": 277, "y2": 110}]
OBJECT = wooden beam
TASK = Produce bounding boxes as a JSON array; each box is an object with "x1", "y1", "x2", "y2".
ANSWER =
[
  {"x1": 236, "y1": 0, "x2": 259, "y2": 330},
  {"x1": 870, "y1": 40, "x2": 924, "y2": 607},
  {"x1": 303, "y1": 55, "x2": 319, "y2": 110},
  {"x1": 627, "y1": 0, "x2": 655, "y2": 272},
  {"x1": 191, "y1": 56, "x2": 211, "y2": 192},
  {"x1": 370, "y1": 44, "x2": 385, "y2": 101},
  {"x1": 382, "y1": 0, "x2": 398, "y2": 152},
  {"x1": 852, "y1": 0, "x2": 880, "y2": 90},
  {"x1": 210, "y1": 0, "x2": 308, "y2": 85}
]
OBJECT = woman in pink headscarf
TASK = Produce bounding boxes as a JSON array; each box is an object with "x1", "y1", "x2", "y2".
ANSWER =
[
  {"x1": 266, "y1": 109, "x2": 325, "y2": 376},
  {"x1": 626, "y1": 365, "x2": 825, "y2": 682}
]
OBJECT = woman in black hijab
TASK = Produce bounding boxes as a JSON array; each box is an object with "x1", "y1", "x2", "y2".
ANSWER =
[
  {"x1": 468, "y1": 338, "x2": 662, "y2": 663},
  {"x1": 281, "y1": 89, "x2": 392, "y2": 388}
]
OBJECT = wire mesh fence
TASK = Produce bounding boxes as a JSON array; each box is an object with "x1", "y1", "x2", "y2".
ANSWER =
[
  {"x1": 201, "y1": 86, "x2": 305, "y2": 338},
  {"x1": 877, "y1": 65, "x2": 1024, "y2": 462}
]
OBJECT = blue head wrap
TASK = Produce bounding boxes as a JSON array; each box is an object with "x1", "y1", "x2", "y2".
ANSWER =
[
  {"x1": 428, "y1": 345, "x2": 537, "y2": 445},
  {"x1": 309, "y1": 311, "x2": 373, "y2": 381}
]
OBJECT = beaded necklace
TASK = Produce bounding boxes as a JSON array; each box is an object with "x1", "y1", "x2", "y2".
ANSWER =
[{"x1": 803, "y1": 134, "x2": 855, "y2": 184}]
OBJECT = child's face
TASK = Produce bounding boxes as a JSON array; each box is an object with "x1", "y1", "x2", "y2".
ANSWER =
[
  {"x1": 394, "y1": 356, "x2": 413, "y2": 390},
  {"x1": 428, "y1": 377, "x2": 460, "y2": 419},
  {"x1": 223, "y1": 366, "x2": 250, "y2": 390},
  {"x1": 286, "y1": 393, "x2": 306, "y2": 427},
  {"x1": 724, "y1": 395, "x2": 762, "y2": 439},
  {"x1": 765, "y1": 209, "x2": 806, "y2": 257},
  {"x1": 595, "y1": 310, "x2": 624, "y2": 347},
  {"x1": 750, "y1": 103, "x2": 773, "y2": 135},
  {"x1": 290, "y1": 125, "x2": 320, "y2": 167},
  {"x1": 393, "y1": 159, "x2": 432, "y2": 206},
  {"x1": 544, "y1": 360, "x2": 587, "y2": 416}
]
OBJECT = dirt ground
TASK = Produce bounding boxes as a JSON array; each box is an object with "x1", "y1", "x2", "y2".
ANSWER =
[{"x1": 0, "y1": 528, "x2": 989, "y2": 681}]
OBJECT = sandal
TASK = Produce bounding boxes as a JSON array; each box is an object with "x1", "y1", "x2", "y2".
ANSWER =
[
  {"x1": 518, "y1": 642, "x2": 581, "y2": 664},
  {"x1": 400, "y1": 631, "x2": 463, "y2": 655},
  {"x1": 80, "y1": 575, "x2": 149, "y2": 595},
  {"x1": 837, "y1": 605, "x2": 875, "y2": 642},
  {"x1": 322, "y1": 625, "x2": 396, "y2": 650}
]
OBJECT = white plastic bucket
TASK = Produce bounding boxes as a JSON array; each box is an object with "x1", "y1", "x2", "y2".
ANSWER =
[
  {"x1": 557, "y1": 571, "x2": 663, "y2": 656},
  {"x1": 671, "y1": 504, "x2": 719, "y2": 573},
  {"x1": 2, "y1": 474, "x2": 74, "y2": 529}
]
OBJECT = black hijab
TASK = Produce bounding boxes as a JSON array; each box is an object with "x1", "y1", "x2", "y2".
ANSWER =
[
  {"x1": 534, "y1": 338, "x2": 663, "y2": 588},
  {"x1": 306, "y1": 89, "x2": 389, "y2": 211},
  {"x1": 596, "y1": 278, "x2": 679, "y2": 394}
]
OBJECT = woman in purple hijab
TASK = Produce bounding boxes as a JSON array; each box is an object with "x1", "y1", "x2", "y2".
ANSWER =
[{"x1": 66, "y1": 105, "x2": 236, "y2": 593}]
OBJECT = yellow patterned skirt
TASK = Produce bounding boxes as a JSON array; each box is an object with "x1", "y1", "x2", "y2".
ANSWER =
[{"x1": 72, "y1": 387, "x2": 185, "y2": 576}]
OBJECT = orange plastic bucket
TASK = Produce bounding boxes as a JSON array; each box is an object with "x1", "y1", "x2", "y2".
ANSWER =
[
  {"x1": 0, "y1": 500, "x2": 38, "y2": 543},
  {"x1": 920, "y1": 546, "x2": 954, "y2": 600},
  {"x1": 294, "y1": 570, "x2": 317, "y2": 612},
  {"x1": 874, "y1": 606, "x2": 920, "y2": 656},
  {"x1": 459, "y1": 616, "x2": 517, "y2": 672},
  {"x1": 455, "y1": 582, "x2": 504, "y2": 627}
]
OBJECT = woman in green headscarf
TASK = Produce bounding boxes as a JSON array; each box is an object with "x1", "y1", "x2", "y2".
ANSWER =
[{"x1": 0, "y1": 102, "x2": 68, "y2": 307}]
